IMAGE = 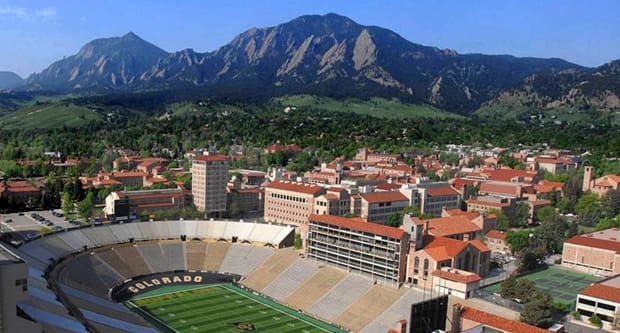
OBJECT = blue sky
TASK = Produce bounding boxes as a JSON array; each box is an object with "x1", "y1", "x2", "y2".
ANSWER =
[{"x1": 1, "y1": 0, "x2": 619, "y2": 77}]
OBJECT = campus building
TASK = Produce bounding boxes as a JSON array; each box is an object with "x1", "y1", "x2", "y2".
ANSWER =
[
  {"x1": 191, "y1": 154, "x2": 229, "y2": 214},
  {"x1": 562, "y1": 228, "x2": 620, "y2": 277},
  {"x1": 306, "y1": 214, "x2": 410, "y2": 285},
  {"x1": 583, "y1": 166, "x2": 620, "y2": 197},
  {"x1": 0, "y1": 244, "x2": 43, "y2": 333},
  {"x1": 264, "y1": 181, "x2": 325, "y2": 226},
  {"x1": 104, "y1": 188, "x2": 188, "y2": 220},
  {"x1": 359, "y1": 191, "x2": 409, "y2": 224},
  {"x1": 576, "y1": 275, "x2": 620, "y2": 330},
  {"x1": 450, "y1": 304, "x2": 552, "y2": 333}
]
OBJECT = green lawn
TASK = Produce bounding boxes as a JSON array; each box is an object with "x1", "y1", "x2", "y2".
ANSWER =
[
  {"x1": 484, "y1": 266, "x2": 601, "y2": 305},
  {"x1": 125, "y1": 284, "x2": 346, "y2": 333},
  {"x1": 274, "y1": 95, "x2": 464, "y2": 120},
  {"x1": 0, "y1": 102, "x2": 102, "y2": 129}
]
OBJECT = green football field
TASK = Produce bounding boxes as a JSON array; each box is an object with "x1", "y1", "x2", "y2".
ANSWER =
[{"x1": 125, "y1": 284, "x2": 347, "y2": 333}]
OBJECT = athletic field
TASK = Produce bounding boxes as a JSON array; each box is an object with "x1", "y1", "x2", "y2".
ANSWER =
[
  {"x1": 125, "y1": 284, "x2": 347, "y2": 333},
  {"x1": 484, "y1": 266, "x2": 601, "y2": 304}
]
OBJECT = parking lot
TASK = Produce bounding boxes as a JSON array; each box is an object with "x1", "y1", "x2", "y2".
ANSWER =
[{"x1": 1, "y1": 209, "x2": 84, "y2": 243}]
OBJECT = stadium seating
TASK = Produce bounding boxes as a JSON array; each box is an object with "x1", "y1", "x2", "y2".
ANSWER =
[
  {"x1": 360, "y1": 287, "x2": 427, "y2": 333},
  {"x1": 136, "y1": 243, "x2": 167, "y2": 273},
  {"x1": 284, "y1": 266, "x2": 347, "y2": 311},
  {"x1": 183, "y1": 241, "x2": 207, "y2": 271},
  {"x1": 56, "y1": 230, "x2": 96, "y2": 251},
  {"x1": 112, "y1": 246, "x2": 153, "y2": 276},
  {"x1": 333, "y1": 284, "x2": 406, "y2": 331},
  {"x1": 262, "y1": 258, "x2": 320, "y2": 301},
  {"x1": 93, "y1": 249, "x2": 134, "y2": 280},
  {"x1": 81, "y1": 226, "x2": 121, "y2": 247},
  {"x1": 241, "y1": 248, "x2": 298, "y2": 291},
  {"x1": 307, "y1": 273, "x2": 374, "y2": 321},
  {"x1": 218, "y1": 243, "x2": 274, "y2": 276},
  {"x1": 161, "y1": 242, "x2": 185, "y2": 271},
  {"x1": 202, "y1": 242, "x2": 230, "y2": 271}
]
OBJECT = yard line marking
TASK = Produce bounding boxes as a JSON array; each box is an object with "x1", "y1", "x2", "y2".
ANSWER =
[
  {"x1": 221, "y1": 285, "x2": 333, "y2": 332},
  {"x1": 126, "y1": 300, "x2": 180, "y2": 333}
]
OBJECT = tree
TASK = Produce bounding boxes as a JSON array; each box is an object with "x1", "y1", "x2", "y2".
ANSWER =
[
  {"x1": 505, "y1": 230, "x2": 530, "y2": 254},
  {"x1": 387, "y1": 212, "x2": 403, "y2": 227},
  {"x1": 500, "y1": 275, "x2": 518, "y2": 299},
  {"x1": 576, "y1": 193, "x2": 604, "y2": 226},
  {"x1": 62, "y1": 192, "x2": 73, "y2": 214},
  {"x1": 505, "y1": 202, "x2": 530, "y2": 227},
  {"x1": 519, "y1": 247, "x2": 545, "y2": 272},
  {"x1": 77, "y1": 192, "x2": 95, "y2": 220},
  {"x1": 294, "y1": 233, "x2": 302, "y2": 249},
  {"x1": 566, "y1": 220, "x2": 579, "y2": 238},
  {"x1": 535, "y1": 206, "x2": 557, "y2": 223},
  {"x1": 521, "y1": 291, "x2": 554, "y2": 328},
  {"x1": 515, "y1": 279, "x2": 538, "y2": 303},
  {"x1": 536, "y1": 215, "x2": 568, "y2": 254},
  {"x1": 604, "y1": 188, "x2": 620, "y2": 218}
]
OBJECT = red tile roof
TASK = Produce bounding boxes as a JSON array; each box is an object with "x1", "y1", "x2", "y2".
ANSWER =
[
  {"x1": 565, "y1": 234, "x2": 620, "y2": 254},
  {"x1": 469, "y1": 239, "x2": 491, "y2": 252},
  {"x1": 425, "y1": 216, "x2": 481, "y2": 237},
  {"x1": 360, "y1": 191, "x2": 408, "y2": 204},
  {"x1": 309, "y1": 214, "x2": 406, "y2": 239},
  {"x1": 452, "y1": 178, "x2": 478, "y2": 190},
  {"x1": 479, "y1": 182, "x2": 520, "y2": 196},
  {"x1": 432, "y1": 269, "x2": 481, "y2": 284},
  {"x1": 481, "y1": 168, "x2": 533, "y2": 182},
  {"x1": 423, "y1": 235, "x2": 468, "y2": 258},
  {"x1": 111, "y1": 171, "x2": 147, "y2": 178},
  {"x1": 467, "y1": 200, "x2": 510, "y2": 208},
  {"x1": 460, "y1": 306, "x2": 550, "y2": 333},
  {"x1": 444, "y1": 209, "x2": 481, "y2": 220},
  {"x1": 486, "y1": 229, "x2": 508, "y2": 240},
  {"x1": 266, "y1": 181, "x2": 324, "y2": 195},
  {"x1": 426, "y1": 186, "x2": 459, "y2": 197},
  {"x1": 376, "y1": 183, "x2": 402, "y2": 191},
  {"x1": 580, "y1": 283, "x2": 620, "y2": 304},
  {"x1": 194, "y1": 154, "x2": 229, "y2": 162}
]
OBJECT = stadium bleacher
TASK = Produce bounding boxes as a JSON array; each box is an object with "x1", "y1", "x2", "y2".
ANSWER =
[
  {"x1": 93, "y1": 249, "x2": 134, "y2": 280},
  {"x1": 241, "y1": 247, "x2": 298, "y2": 292},
  {"x1": 307, "y1": 273, "x2": 374, "y2": 321},
  {"x1": 284, "y1": 266, "x2": 347, "y2": 311},
  {"x1": 183, "y1": 241, "x2": 207, "y2": 271},
  {"x1": 333, "y1": 285, "x2": 406, "y2": 331},
  {"x1": 202, "y1": 242, "x2": 230, "y2": 271},
  {"x1": 161, "y1": 242, "x2": 185, "y2": 271},
  {"x1": 136, "y1": 243, "x2": 168, "y2": 272},
  {"x1": 261, "y1": 258, "x2": 320, "y2": 301},
  {"x1": 219, "y1": 243, "x2": 274, "y2": 276},
  {"x1": 361, "y1": 287, "x2": 427, "y2": 333}
]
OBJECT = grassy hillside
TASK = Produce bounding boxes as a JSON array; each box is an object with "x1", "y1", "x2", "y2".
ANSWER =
[
  {"x1": 0, "y1": 102, "x2": 103, "y2": 129},
  {"x1": 273, "y1": 95, "x2": 464, "y2": 119}
]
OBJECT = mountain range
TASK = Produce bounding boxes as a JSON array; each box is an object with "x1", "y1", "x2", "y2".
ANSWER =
[
  {"x1": 10, "y1": 13, "x2": 620, "y2": 114},
  {"x1": 0, "y1": 71, "x2": 24, "y2": 90}
]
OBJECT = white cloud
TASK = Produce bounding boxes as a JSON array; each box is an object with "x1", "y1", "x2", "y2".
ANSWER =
[{"x1": 0, "y1": 5, "x2": 56, "y2": 20}]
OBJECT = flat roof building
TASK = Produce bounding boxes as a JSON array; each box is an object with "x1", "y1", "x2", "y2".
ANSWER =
[
  {"x1": 191, "y1": 154, "x2": 229, "y2": 215},
  {"x1": 562, "y1": 228, "x2": 620, "y2": 277},
  {"x1": 306, "y1": 214, "x2": 410, "y2": 286}
]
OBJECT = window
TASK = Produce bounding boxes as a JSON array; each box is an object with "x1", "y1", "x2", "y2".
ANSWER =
[
  {"x1": 578, "y1": 298, "x2": 596, "y2": 306},
  {"x1": 423, "y1": 259, "x2": 429, "y2": 279},
  {"x1": 414, "y1": 257, "x2": 419, "y2": 274},
  {"x1": 598, "y1": 302, "x2": 616, "y2": 311}
]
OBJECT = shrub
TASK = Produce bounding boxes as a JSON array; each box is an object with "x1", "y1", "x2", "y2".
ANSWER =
[
  {"x1": 571, "y1": 310, "x2": 581, "y2": 320},
  {"x1": 589, "y1": 314, "x2": 602, "y2": 328}
]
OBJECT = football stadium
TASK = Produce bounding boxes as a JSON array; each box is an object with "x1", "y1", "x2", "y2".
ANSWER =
[{"x1": 2, "y1": 220, "x2": 436, "y2": 333}]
